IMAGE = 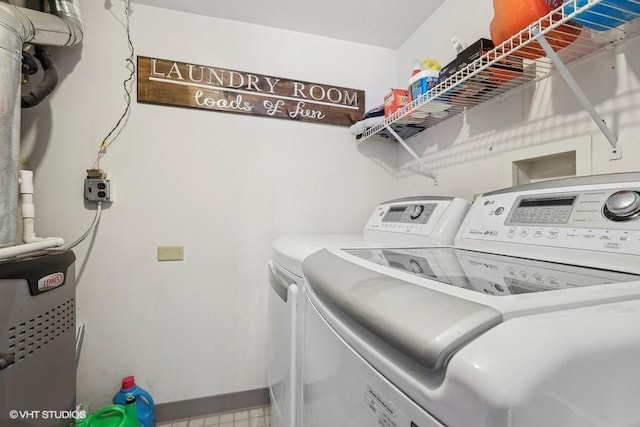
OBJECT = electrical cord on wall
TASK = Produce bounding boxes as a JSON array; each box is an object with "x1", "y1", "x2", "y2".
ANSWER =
[
  {"x1": 64, "y1": 202, "x2": 102, "y2": 250},
  {"x1": 92, "y1": 0, "x2": 135, "y2": 169},
  {"x1": 69, "y1": 3, "x2": 133, "y2": 282}
]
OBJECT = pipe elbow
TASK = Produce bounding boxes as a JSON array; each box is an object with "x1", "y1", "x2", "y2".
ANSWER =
[
  {"x1": 0, "y1": 3, "x2": 34, "y2": 46},
  {"x1": 23, "y1": 231, "x2": 43, "y2": 244},
  {"x1": 50, "y1": 0, "x2": 84, "y2": 46},
  {"x1": 0, "y1": 1, "x2": 84, "y2": 47},
  {"x1": 61, "y1": 16, "x2": 84, "y2": 46}
]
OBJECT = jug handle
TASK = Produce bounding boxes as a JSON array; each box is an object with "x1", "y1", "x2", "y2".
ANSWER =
[{"x1": 91, "y1": 405, "x2": 126, "y2": 426}]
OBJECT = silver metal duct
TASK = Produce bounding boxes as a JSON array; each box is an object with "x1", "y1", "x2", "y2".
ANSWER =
[{"x1": 0, "y1": 0, "x2": 83, "y2": 246}]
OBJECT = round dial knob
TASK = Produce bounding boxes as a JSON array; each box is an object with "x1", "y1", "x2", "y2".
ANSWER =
[
  {"x1": 603, "y1": 190, "x2": 640, "y2": 221},
  {"x1": 409, "y1": 205, "x2": 424, "y2": 220},
  {"x1": 407, "y1": 259, "x2": 424, "y2": 274}
]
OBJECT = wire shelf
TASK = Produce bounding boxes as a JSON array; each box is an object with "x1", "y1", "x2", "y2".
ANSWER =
[{"x1": 359, "y1": 0, "x2": 640, "y2": 143}]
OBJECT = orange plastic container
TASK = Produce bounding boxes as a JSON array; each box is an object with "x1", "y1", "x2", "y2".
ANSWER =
[{"x1": 490, "y1": 0, "x2": 581, "y2": 59}]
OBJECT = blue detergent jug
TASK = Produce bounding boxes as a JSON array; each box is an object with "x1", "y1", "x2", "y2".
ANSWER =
[{"x1": 113, "y1": 376, "x2": 155, "y2": 427}]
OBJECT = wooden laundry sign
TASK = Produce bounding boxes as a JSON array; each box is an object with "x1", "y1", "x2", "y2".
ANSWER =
[{"x1": 137, "y1": 56, "x2": 364, "y2": 126}]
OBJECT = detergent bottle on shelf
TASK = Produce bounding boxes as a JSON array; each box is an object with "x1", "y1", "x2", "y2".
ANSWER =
[
  {"x1": 113, "y1": 376, "x2": 155, "y2": 427},
  {"x1": 408, "y1": 59, "x2": 441, "y2": 103},
  {"x1": 564, "y1": 0, "x2": 640, "y2": 31},
  {"x1": 407, "y1": 59, "x2": 441, "y2": 119},
  {"x1": 489, "y1": 0, "x2": 580, "y2": 59},
  {"x1": 421, "y1": 58, "x2": 441, "y2": 94},
  {"x1": 407, "y1": 62, "x2": 422, "y2": 103}
]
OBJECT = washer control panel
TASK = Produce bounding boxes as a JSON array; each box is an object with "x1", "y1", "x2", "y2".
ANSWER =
[
  {"x1": 458, "y1": 174, "x2": 640, "y2": 256},
  {"x1": 506, "y1": 195, "x2": 575, "y2": 225}
]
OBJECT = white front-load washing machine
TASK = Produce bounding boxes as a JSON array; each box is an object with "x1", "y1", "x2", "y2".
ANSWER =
[
  {"x1": 302, "y1": 173, "x2": 640, "y2": 427},
  {"x1": 267, "y1": 196, "x2": 471, "y2": 427}
]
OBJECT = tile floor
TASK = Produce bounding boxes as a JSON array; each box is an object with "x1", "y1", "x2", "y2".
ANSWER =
[{"x1": 157, "y1": 405, "x2": 271, "y2": 427}]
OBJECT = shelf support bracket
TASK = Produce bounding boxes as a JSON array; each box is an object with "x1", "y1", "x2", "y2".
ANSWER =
[
  {"x1": 533, "y1": 28, "x2": 622, "y2": 160},
  {"x1": 384, "y1": 124, "x2": 438, "y2": 184}
]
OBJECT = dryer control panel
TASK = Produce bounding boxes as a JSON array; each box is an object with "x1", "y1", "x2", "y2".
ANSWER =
[
  {"x1": 363, "y1": 196, "x2": 470, "y2": 239},
  {"x1": 458, "y1": 173, "x2": 640, "y2": 260}
]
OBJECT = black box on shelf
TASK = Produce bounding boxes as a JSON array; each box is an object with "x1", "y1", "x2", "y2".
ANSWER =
[
  {"x1": 439, "y1": 58, "x2": 458, "y2": 82},
  {"x1": 448, "y1": 37, "x2": 524, "y2": 104},
  {"x1": 457, "y1": 38, "x2": 523, "y2": 75},
  {"x1": 457, "y1": 38, "x2": 494, "y2": 70}
]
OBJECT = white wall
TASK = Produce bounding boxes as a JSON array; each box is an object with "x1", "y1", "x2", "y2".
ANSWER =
[
  {"x1": 392, "y1": 0, "x2": 640, "y2": 199},
  {"x1": 396, "y1": 0, "x2": 494, "y2": 86},
  {"x1": 19, "y1": 1, "x2": 400, "y2": 407}
]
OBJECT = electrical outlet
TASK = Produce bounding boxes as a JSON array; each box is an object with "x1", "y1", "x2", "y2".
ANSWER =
[{"x1": 84, "y1": 178, "x2": 112, "y2": 203}]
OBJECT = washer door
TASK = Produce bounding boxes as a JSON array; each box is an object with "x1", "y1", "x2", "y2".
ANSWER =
[{"x1": 267, "y1": 261, "x2": 301, "y2": 427}]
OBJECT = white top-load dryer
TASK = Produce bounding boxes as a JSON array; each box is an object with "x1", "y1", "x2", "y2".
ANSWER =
[
  {"x1": 302, "y1": 172, "x2": 640, "y2": 427},
  {"x1": 267, "y1": 196, "x2": 471, "y2": 427}
]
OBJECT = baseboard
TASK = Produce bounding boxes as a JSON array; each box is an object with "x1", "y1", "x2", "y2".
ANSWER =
[{"x1": 155, "y1": 387, "x2": 270, "y2": 423}]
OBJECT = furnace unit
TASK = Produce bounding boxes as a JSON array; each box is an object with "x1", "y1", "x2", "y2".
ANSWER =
[{"x1": 0, "y1": 250, "x2": 76, "y2": 426}]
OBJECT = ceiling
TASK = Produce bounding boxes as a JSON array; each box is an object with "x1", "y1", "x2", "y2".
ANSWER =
[{"x1": 130, "y1": 0, "x2": 447, "y2": 49}]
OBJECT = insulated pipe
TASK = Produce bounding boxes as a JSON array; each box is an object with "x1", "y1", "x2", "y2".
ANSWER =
[
  {"x1": 22, "y1": 46, "x2": 58, "y2": 108},
  {"x1": 0, "y1": 0, "x2": 83, "y2": 247},
  {"x1": 0, "y1": 237, "x2": 64, "y2": 260}
]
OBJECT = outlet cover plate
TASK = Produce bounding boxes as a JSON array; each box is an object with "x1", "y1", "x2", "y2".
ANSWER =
[{"x1": 157, "y1": 246, "x2": 184, "y2": 261}]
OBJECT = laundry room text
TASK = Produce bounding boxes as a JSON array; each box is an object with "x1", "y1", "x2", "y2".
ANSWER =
[{"x1": 137, "y1": 56, "x2": 364, "y2": 126}]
